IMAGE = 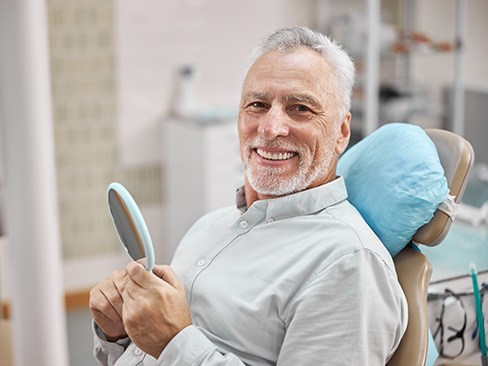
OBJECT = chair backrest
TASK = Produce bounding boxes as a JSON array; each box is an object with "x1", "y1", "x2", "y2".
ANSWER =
[
  {"x1": 387, "y1": 129, "x2": 474, "y2": 366},
  {"x1": 413, "y1": 129, "x2": 475, "y2": 246}
]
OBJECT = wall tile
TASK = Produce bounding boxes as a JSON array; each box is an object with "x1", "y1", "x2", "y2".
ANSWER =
[{"x1": 47, "y1": 0, "x2": 162, "y2": 259}]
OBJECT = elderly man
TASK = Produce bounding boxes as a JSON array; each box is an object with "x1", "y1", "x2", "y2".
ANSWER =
[{"x1": 90, "y1": 26, "x2": 407, "y2": 365}]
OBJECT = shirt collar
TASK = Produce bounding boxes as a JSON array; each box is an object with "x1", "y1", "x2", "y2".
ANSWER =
[{"x1": 235, "y1": 177, "x2": 348, "y2": 221}]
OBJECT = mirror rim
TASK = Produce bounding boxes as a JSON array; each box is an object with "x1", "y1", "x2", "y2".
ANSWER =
[{"x1": 107, "y1": 182, "x2": 155, "y2": 271}]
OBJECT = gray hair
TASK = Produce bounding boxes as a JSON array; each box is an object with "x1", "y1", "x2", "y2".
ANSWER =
[{"x1": 250, "y1": 26, "x2": 355, "y2": 119}]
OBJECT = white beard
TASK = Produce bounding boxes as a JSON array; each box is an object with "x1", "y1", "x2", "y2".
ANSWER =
[{"x1": 241, "y1": 137, "x2": 336, "y2": 196}]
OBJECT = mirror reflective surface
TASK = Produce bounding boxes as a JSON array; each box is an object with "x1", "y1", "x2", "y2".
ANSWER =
[{"x1": 107, "y1": 182, "x2": 155, "y2": 271}]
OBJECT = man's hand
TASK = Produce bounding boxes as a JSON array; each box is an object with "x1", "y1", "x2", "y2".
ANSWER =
[
  {"x1": 121, "y1": 262, "x2": 192, "y2": 359},
  {"x1": 89, "y1": 270, "x2": 128, "y2": 342}
]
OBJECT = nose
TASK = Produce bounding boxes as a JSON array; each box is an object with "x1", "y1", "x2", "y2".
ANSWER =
[{"x1": 258, "y1": 106, "x2": 289, "y2": 139}]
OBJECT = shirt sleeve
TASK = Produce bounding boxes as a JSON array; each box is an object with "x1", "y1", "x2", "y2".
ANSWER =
[
  {"x1": 92, "y1": 321, "x2": 130, "y2": 366},
  {"x1": 276, "y1": 249, "x2": 408, "y2": 366},
  {"x1": 157, "y1": 325, "x2": 246, "y2": 365},
  {"x1": 93, "y1": 321, "x2": 248, "y2": 365}
]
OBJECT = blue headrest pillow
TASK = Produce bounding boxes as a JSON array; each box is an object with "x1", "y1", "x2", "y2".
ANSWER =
[{"x1": 337, "y1": 123, "x2": 450, "y2": 257}]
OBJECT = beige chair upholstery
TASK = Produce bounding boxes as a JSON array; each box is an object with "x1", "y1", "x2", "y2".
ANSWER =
[{"x1": 387, "y1": 129, "x2": 474, "y2": 366}]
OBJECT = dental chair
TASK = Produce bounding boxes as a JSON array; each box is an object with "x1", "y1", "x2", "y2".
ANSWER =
[
  {"x1": 387, "y1": 129, "x2": 474, "y2": 366},
  {"x1": 338, "y1": 124, "x2": 474, "y2": 366}
]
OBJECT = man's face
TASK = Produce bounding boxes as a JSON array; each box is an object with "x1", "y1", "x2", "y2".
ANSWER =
[{"x1": 238, "y1": 48, "x2": 350, "y2": 197}]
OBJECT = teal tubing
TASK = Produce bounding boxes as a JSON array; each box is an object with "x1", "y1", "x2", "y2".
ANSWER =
[{"x1": 469, "y1": 263, "x2": 487, "y2": 364}]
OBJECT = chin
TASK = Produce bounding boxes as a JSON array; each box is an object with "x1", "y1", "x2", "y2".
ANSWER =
[{"x1": 247, "y1": 172, "x2": 309, "y2": 196}]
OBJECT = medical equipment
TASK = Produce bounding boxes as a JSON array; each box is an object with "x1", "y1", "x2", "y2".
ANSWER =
[{"x1": 470, "y1": 263, "x2": 488, "y2": 366}]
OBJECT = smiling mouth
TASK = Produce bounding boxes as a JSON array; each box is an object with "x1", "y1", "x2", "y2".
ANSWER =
[{"x1": 255, "y1": 148, "x2": 297, "y2": 161}]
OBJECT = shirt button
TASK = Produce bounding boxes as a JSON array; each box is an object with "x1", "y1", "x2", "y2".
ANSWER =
[
  {"x1": 266, "y1": 217, "x2": 274, "y2": 224},
  {"x1": 197, "y1": 259, "x2": 206, "y2": 267},
  {"x1": 134, "y1": 347, "x2": 143, "y2": 356},
  {"x1": 240, "y1": 220, "x2": 248, "y2": 229}
]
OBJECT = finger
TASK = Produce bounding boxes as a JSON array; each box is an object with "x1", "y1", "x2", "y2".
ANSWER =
[
  {"x1": 121, "y1": 276, "x2": 139, "y2": 302},
  {"x1": 135, "y1": 257, "x2": 148, "y2": 267},
  {"x1": 110, "y1": 276, "x2": 126, "y2": 317},
  {"x1": 99, "y1": 287, "x2": 124, "y2": 322},
  {"x1": 113, "y1": 272, "x2": 126, "y2": 295},
  {"x1": 90, "y1": 272, "x2": 124, "y2": 312},
  {"x1": 152, "y1": 265, "x2": 183, "y2": 290},
  {"x1": 91, "y1": 307, "x2": 119, "y2": 327},
  {"x1": 89, "y1": 288, "x2": 122, "y2": 326},
  {"x1": 125, "y1": 261, "x2": 150, "y2": 288}
]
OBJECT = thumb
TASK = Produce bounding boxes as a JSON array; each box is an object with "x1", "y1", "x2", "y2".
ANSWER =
[{"x1": 153, "y1": 265, "x2": 183, "y2": 290}]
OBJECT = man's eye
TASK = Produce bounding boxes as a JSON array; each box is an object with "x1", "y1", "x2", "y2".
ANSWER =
[
  {"x1": 293, "y1": 105, "x2": 311, "y2": 113},
  {"x1": 288, "y1": 105, "x2": 315, "y2": 120},
  {"x1": 246, "y1": 102, "x2": 267, "y2": 111},
  {"x1": 250, "y1": 102, "x2": 266, "y2": 109}
]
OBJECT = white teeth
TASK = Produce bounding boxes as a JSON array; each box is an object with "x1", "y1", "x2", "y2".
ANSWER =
[{"x1": 256, "y1": 148, "x2": 295, "y2": 161}]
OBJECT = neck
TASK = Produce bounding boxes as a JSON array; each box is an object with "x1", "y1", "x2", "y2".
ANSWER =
[{"x1": 243, "y1": 180, "x2": 262, "y2": 208}]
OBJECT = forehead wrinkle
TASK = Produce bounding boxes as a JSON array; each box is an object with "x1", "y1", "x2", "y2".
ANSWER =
[{"x1": 242, "y1": 91, "x2": 270, "y2": 101}]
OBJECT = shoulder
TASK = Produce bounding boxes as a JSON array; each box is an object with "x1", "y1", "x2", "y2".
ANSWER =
[
  {"x1": 173, "y1": 205, "x2": 239, "y2": 253},
  {"x1": 314, "y1": 198, "x2": 396, "y2": 274},
  {"x1": 184, "y1": 206, "x2": 239, "y2": 236}
]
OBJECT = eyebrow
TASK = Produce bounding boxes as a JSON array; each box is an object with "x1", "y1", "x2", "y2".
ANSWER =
[{"x1": 241, "y1": 91, "x2": 270, "y2": 102}]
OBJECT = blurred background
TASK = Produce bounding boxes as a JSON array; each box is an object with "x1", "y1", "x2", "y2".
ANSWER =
[{"x1": 0, "y1": 0, "x2": 487, "y2": 365}]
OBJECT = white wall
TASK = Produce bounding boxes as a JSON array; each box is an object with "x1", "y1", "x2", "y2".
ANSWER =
[
  {"x1": 115, "y1": 0, "x2": 316, "y2": 167},
  {"x1": 114, "y1": 0, "x2": 488, "y2": 164},
  {"x1": 414, "y1": 0, "x2": 488, "y2": 86},
  {"x1": 412, "y1": 0, "x2": 488, "y2": 127}
]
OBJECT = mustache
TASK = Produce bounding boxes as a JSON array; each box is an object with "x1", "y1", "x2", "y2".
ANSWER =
[{"x1": 247, "y1": 137, "x2": 300, "y2": 152}]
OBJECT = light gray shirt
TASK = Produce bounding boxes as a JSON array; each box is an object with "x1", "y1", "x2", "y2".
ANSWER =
[{"x1": 94, "y1": 177, "x2": 408, "y2": 365}]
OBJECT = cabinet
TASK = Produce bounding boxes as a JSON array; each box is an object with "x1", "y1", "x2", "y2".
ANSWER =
[{"x1": 162, "y1": 118, "x2": 243, "y2": 251}]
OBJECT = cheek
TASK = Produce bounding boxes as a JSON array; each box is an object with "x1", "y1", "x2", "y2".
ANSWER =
[
  {"x1": 237, "y1": 123, "x2": 252, "y2": 160},
  {"x1": 296, "y1": 128, "x2": 322, "y2": 156},
  {"x1": 238, "y1": 116, "x2": 257, "y2": 145},
  {"x1": 305, "y1": 125, "x2": 336, "y2": 162}
]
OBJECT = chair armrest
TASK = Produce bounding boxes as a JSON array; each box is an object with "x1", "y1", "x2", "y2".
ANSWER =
[{"x1": 388, "y1": 246, "x2": 432, "y2": 366}]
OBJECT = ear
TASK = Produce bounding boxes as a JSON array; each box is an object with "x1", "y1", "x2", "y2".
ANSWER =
[{"x1": 335, "y1": 112, "x2": 351, "y2": 155}]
